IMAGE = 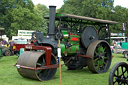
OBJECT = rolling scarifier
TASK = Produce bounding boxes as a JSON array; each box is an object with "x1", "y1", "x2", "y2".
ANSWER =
[{"x1": 15, "y1": 6, "x2": 118, "y2": 81}]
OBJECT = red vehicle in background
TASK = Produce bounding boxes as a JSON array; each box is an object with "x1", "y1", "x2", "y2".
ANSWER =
[{"x1": 12, "y1": 38, "x2": 33, "y2": 55}]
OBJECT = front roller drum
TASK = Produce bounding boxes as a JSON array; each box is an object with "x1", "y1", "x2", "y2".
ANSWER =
[
  {"x1": 86, "y1": 40, "x2": 112, "y2": 73},
  {"x1": 17, "y1": 51, "x2": 57, "y2": 81}
]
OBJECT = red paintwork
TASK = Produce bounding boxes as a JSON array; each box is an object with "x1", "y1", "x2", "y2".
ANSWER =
[
  {"x1": 13, "y1": 43, "x2": 33, "y2": 52},
  {"x1": 14, "y1": 63, "x2": 58, "y2": 70},
  {"x1": 14, "y1": 45, "x2": 59, "y2": 70},
  {"x1": 71, "y1": 37, "x2": 79, "y2": 41},
  {"x1": 25, "y1": 45, "x2": 52, "y2": 66}
]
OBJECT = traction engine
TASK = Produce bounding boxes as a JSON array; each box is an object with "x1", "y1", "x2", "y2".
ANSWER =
[{"x1": 15, "y1": 6, "x2": 118, "y2": 81}]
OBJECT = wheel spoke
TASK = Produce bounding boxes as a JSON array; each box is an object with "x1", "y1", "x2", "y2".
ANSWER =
[
  {"x1": 97, "y1": 61, "x2": 100, "y2": 71},
  {"x1": 117, "y1": 67, "x2": 119, "y2": 76},
  {"x1": 121, "y1": 66, "x2": 124, "y2": 73},
  {"x1": 37, "y1": 70, "x2": 42, "y2": 77},
  {"x1": 121, "y1": 69, "x2": 127, "y2": 77},
  {"x1": 113, "y1": 79, "x2": 118, "y2": 84},
  {"x1": 94, "y1": 58, "x2": 98, "y2": 62},
  {"x1": 95, "y1": 51, "x2": 99, "y2": 56},
  {"x1": 44, "y1": 70, "x2": 48, "y2": 77},
  {"x1": 36, "y1": 63, "x2": 41, "y2": 66},
  {"x1": 46, "y1": 70, "x2": 51, "y2": 78},
  {"x1": 104, "y1": 57, "x2": 108, "y2": 59},
  {"x1": 101, "y1": 60, "x2": 105, "y2": 68},
  {"x1": 103, "y1": 47, "x2": 106, "y2": 52}
]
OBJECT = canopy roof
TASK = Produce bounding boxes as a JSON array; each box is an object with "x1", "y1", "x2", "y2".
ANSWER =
[{"x1": 44, "y1": 13, "x2": 118, "y2": 24}]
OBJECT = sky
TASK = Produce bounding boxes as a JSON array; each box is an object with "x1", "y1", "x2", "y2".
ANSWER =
[
  {"x1": 32, "y1": 0, "x2": 128, "y2": 9},
  {"x1": 32, "y1": 0, "x2": 64, "y2": 9},
  {"x1": 114, "y1": 0, "x2": 128, "y2": 8}
]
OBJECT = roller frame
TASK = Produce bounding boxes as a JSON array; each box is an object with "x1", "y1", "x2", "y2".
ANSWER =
[
  {"x1": 15, "y1": 45, "x2": 59, "y2": 70},
  {"x1": 25, "y1": 45, "x2": 52, "y2": 66}
]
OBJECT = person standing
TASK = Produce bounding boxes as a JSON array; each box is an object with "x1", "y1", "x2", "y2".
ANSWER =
[
  {"x1": 112, "y1": 40, "x2": 115, "y2": 46},
  {"x1": 2, "y1": 39, "x2": 9, "y2": 47},
  {"x1": 120, "y1": 40, "x2": 122, "y2": 47}
]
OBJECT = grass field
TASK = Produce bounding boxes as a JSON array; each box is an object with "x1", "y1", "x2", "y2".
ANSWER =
[{"x1": 0, "y1": 53, "x2": 127, "y2": 85}]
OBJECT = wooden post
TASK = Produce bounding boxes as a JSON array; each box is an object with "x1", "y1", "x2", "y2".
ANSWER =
[{"x1": 58, "y1": 39, "x2": 62, "y2": 85}]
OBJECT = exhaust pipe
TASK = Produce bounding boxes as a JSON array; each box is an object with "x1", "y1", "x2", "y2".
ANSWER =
[{"x1": 48, "y1": 6, "x2": 56, "y2": 38}]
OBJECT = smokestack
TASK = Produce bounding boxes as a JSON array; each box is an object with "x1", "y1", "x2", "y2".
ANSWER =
[{"x1": 48, "y1": 6, "x2": 56, "y2": 37}]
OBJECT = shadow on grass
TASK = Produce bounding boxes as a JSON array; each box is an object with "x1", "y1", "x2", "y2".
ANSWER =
[
  {"x1": 16, "y1": 75, "x2": 60, "y2": 83},
  {"x1": 62, "y1": 67, "x2": 93, "y2": 74}
]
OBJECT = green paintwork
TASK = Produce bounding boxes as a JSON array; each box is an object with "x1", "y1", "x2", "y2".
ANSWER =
[
  {"x1": 60, "y1": 43, "x2": 66, "y2": 54},
  {"x1": 60, "y1": 43, "x2": 79, "y2": 56},
  {"x1": 62, "y1": 31, "x2": 69, "y2": 42},
  {"x1": 97, "y1": 45, "x2": 104, "y2": 53},
  {"x1": 60, "y1": 31, "x2": 80, "y2": 56},
  {"x1": 110, "y1": 39, "x2": 112, "y2": 45},
  {"x1": 56, "y1": 13, "x2": 66, "y2": 17},
  {"x1": 94, "y1": 45, "x2": 107, "y2": 71}
]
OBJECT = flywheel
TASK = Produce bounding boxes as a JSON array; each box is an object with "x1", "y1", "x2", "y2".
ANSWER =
[{"x1": 81, "y1": 26, "x2": 98, "y2": 48}]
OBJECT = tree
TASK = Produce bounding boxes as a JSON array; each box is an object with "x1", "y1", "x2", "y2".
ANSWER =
[
  {"x1": 110, "y1": 6, "x2": 128, "y2": 35},
  {"x1": 59, "y1": 0, "x2": 114, "y2": 18},
  {"x1": 59, "y1": 0, "x2": 128, "y2": 35},
  {"x1": 5, "y1": 5, "x2": 43, "y2": 37},
  {"x1": 0, "y1": 0, "x2": 43, "y2": 39},
  {"x1": 34, "y1": 4, "x2": 49, "y2": 35}
]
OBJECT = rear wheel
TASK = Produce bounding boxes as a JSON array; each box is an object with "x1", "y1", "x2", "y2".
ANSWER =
[
  {"x1": 109, "y1": 62, "x2": 128, "y2": 85},
  {"x1": 86, "y1": 40, "x2": 112, "y2": 73}
]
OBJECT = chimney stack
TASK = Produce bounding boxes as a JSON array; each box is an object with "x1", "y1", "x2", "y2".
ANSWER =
[{"x1": 48, "y1": 6, "x2": 56, "y2": 38}]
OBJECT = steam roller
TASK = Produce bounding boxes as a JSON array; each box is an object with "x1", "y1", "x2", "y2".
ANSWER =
[{"x1": 14, "y1": 5, "x2": 118, "y2": 81}]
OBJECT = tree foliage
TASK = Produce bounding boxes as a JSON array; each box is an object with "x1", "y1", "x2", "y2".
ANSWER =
[
  {"x1": 0, "y1": 0, "x2": 128, "y2": 39},
  {"x1": 60, "y1": 0, "x2": 114, "y2": 17},
  {"x1": 0, "y1": 0, "x2": 43, "y2": 39},
  {"x1": 110, "y1": 6, "x2": 128, "y2": 34},
  {"x1": 34, "y1": 4, "x2": 49, "y2": 35},
  {"x1": 59, "y1": 0, "x2": 128, "y2": 35}
]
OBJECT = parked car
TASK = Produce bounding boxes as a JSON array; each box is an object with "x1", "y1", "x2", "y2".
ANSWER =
[
  {"x1": 113, "y1": 42, "x2": 128, "y2": 58},
  {"x1": 12, "y1": 38, "x2": 33, "y2": 55}
]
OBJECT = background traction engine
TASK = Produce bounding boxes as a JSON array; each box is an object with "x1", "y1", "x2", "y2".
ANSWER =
[{"x1": 15, "y1": 6, "x2": 117, "y2": 81}]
